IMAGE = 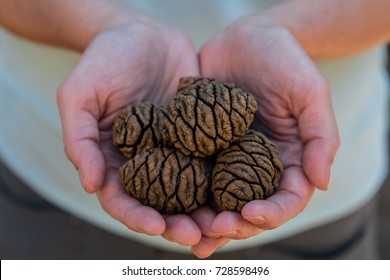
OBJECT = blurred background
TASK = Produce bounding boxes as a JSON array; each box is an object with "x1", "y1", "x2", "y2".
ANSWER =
[{"x1": 378, "y1": 45, "x2": 390, "y2": 259}]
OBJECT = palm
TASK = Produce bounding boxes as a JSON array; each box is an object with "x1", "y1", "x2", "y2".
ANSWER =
[{"x1": 92, "y1": 26, "x2": 199, "y2": 168}]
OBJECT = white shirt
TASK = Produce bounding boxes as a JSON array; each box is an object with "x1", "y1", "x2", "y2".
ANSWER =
[{"x1": 0, "y1": 0, "x2": 388, "y2": 253}]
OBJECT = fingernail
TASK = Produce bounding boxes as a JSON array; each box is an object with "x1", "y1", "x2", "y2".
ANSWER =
[
  {"x1": 78, "y1": 171, "x2": 86, "y2": 190},
  {"x1": 136, "y1": 228, "x2": 152, "y2": 235},
  {"x1": 324, "y1": 166, "x2": 333, "y2": 189},
  {"x1": 246, "y1": 215, "x2": 266, "y2": 225},
  {"x1": 328, "y1": 166, "x2": 333, "y2": 182},
  {"x1": 216, "y1": 230, "x2": 237, "y2": 237},
  {"x1": 167, "y1": 237, "x2": 177, "y2": 243}
]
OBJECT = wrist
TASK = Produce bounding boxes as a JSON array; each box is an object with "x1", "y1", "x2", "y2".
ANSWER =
[
  {"x1": 59, "y1": 1, "x2": 161, "y2": 52},
  {"x1": 85, "y1": 8, "x2": 184, "y2": 58},
  {"x1": 227, "y1": 12, "x2": 320, "y2": 60},
  {"x1": 68, "y1": 3, "x2": 143, "y2": 51}
]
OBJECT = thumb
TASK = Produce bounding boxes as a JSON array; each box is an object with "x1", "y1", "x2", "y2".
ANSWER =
[
  {"x1": 297, "y1": 79, "x2": 340, "y2": 190},
  {"x1": 57, "y1": 83, "x2": 105, "y2": 193}
]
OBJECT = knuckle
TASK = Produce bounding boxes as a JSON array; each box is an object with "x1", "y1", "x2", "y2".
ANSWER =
[
  {"x1": 62, "y1": 142, "x2": 76, "y2": 165},
  {"x1": 56, "y1": 80, "x2": 74, "y2": 106}
]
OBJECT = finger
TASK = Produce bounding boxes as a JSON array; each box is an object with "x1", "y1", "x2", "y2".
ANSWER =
[
  {"x1": 296, "y1": 77, "x2": 340, "y2": 190},
  {"x1": 162, "y1": 215, "x2": 202, "y2": 246},
  {"x1": 190, "y1": 206, "x2": 220, "y2": 238},
  {"x1": 211, "y1": 211, "x2": 263, "y2": 239},
  {"x1": 57, "y1": 83, "x2": 105, "y2": 193},
  {"x1": 303, "y1": 138, "x2": 337, "y2": 190},
  {"x1": 96, "y1": 171, "x2": 166, "y2": 235},
  {"x1": 191, "y1": 236, "x2": 230, "y2": 259},
  {"x1": 242, "y1": 166, "x2": 314, "y2": 229},
  {"x1": 191, "y1": 207, "x2": 263, "y2": 240},
  {"x1": 199, "y1": 38, "x2": 232, "y2": 83}
]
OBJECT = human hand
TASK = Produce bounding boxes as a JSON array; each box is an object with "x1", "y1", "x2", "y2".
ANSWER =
[
  {"x1": 57, "y1": 15, "x2": 204, "y2": 246},
  {"x1": 192, "y1": 17, "x2": 340, "y2": 257}
]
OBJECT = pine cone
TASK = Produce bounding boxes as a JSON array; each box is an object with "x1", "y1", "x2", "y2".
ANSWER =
[
  {"x1": 211, "y1": 130, "x2": 284, "y2": 212},
  {"x1": 119, "y1": 148, "x2": 210, "y2": 214},
  {"x1": 112, "y1": 102, "x2": 170, "y2": 159},
  {"x1": 165, "y1": 77, "x2": 258, "y2": 157}
]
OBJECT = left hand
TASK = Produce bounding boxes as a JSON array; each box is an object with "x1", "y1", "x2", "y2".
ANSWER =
[
  {"x1": 57, "y1": 17, "x2": 204, "y2": 247},
  {"x1": 191, "y1": 15, "x2": 340, "y2": 258}
]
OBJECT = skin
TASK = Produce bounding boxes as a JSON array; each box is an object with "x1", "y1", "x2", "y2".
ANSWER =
[{"x1": 1, "y1": 0, "x2": 390, "y2": 258}]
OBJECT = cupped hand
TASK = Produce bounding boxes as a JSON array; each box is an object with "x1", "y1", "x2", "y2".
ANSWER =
[
  {"x1": 192, "y1": 17, "x2": 340, "y2": 258},
  {"x1": 57, "y1": 16, "x2": 203, "y2": 246}
]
